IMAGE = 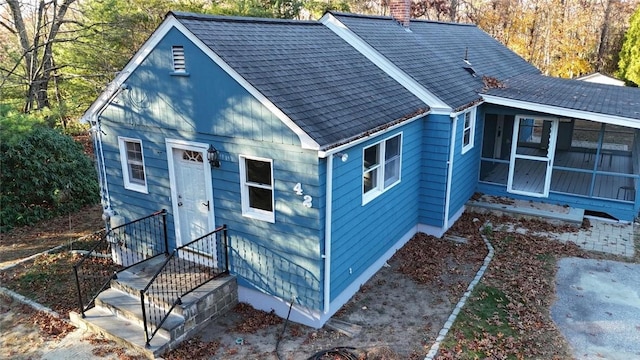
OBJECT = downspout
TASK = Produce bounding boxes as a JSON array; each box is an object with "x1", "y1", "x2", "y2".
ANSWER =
[
  {"x1": 95, "y1": 119, "x2": 112, "y2": 219},
  {"x1": 323, "y1": 154, "x2": 334, "y2": 314},
  {"x1": 89, "y1": 83, "x2": 129, "y2": 222},
  {"x1": 444, "y1": 114, "x2": 458, "y2": 230}
]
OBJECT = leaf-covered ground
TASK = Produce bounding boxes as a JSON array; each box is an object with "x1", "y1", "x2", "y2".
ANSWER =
[
  {"x1": 436, "y1": 214, "x2": 634, "y2": 360},
  {"x1": 0, "y1": 204, "x2": 104, "y2": 267},
  {"x1": 1, "y1": 206, "x2": 636, "y2": 359}
]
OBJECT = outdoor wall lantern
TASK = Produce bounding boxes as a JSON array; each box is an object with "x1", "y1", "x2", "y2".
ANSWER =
[
  {"x1": 334, "y1": 152, "x2": 349, "y2": 162},
  {"x1": 207, "y1": 144, "x2": 220, "y2": 168}
]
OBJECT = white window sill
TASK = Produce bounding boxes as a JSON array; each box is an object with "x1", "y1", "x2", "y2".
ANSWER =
[
  {"x1": 242, "y1": 209, "x2": 275, "y2": 223},
  {"x1": 124, "y1": 183, "x2": 148, "y2": 194}
]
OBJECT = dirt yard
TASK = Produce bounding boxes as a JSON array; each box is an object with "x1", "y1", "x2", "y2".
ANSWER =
[
  {"x1": 0, "y1": 207, "x2": 487, "y2": 360},
  {"x1": 0, "y1": 204, "x2": 104, "y2": 268}
]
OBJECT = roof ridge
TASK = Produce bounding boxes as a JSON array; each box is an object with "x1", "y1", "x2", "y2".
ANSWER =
[
  {"x1": 328, "y1": 11, "x2": 477, "y2": 27},
  {"x1": 170, "y1": 11, "x2": 320, "y2": 25}
]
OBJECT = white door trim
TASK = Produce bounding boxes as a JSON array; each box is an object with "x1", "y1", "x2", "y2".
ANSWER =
[
  {"x1": 507, "y1": 115, "x2": 559, "y2": 197},
  {"x1": 165, "y1": 138, "x2": 215, "y2": 248}
]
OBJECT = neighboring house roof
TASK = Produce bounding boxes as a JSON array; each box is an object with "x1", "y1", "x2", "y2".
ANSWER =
[
  {"x1": 328, "y1": 12, "x2": 540, "y2": 110},
  {"x1": 578, "y1": 72, "x2": 626, "y2": 86},
  {"x1": 172, "y1": 12, "x2": 428, "y2": 150},
  {"x1": 482, "y1": 74, "x2": 640, "y2": 127}
]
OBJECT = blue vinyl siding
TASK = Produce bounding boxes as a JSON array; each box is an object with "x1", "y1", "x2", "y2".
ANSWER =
[
  {"x1": 449, "y1": 109, "x2": 483, "y2": 218},
  {"x1": 329, "y1": 120, "x2": 422, "y2": 301},
  {"x1": 419, "y1": 114, "x2": 451, "y2": 227},
  {"x1": 98, "y1": 28, "x2": 323, "y2": 310}
]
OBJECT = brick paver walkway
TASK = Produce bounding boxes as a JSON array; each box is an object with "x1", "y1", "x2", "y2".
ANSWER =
[{"x1": 552, "y1": 219, "x2": 635, "y2": 257}]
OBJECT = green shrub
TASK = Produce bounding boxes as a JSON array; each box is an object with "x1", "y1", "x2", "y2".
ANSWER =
[
  {"x1": 0, "y1": 126, "x2": 99, "y2": 232},
  {"x1": 0, "y1": 104, "x2": 48, "y2": 145}
]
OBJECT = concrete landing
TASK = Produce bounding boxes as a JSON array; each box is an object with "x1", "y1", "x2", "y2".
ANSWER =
[{"x1": 467, "y1": 195, "x2": 584, "y2": 226}]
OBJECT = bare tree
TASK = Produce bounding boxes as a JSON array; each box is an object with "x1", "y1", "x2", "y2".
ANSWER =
[{"x1": 4, "y1": 0, "x2": 76, "y2": 112}]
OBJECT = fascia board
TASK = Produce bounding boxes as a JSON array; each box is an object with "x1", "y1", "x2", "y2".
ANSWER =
[
  {"x1": 317, "y1": 110, "x2": 430, "y2": 158},
  {"x1": 82, "y1": 15, "x2": 321, "y2": 151},
  {"x1": 482, "y1": 94, "x2": 640, "y2": 129},
  {"x1": 320, "y1": 13, "x2": 451, "y2": 113},
  {"x1": 80, "y1": 17, "x2": 181, "y2": 123}
]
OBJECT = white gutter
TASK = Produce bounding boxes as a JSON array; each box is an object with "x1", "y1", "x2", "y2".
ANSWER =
[
  {"x1": 443, "y1": 113, "x2": 458, "y2": 230},
  {"x1": 323, "y1": 154, "x2": 334, "y2": 313},
  {"x1": 449, "y1": 101, "x2": 483, "y2": 119},
  {"x1": 482, "y1": 94, "x2": 640, "y2": 129},
  {"x1": 318, "y1": 111, "x2": 430, "y2": 158}
]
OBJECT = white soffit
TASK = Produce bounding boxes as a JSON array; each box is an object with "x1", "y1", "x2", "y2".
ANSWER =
[{"x1": 482, "y1": 94, "x2": 640, "y2": 129}]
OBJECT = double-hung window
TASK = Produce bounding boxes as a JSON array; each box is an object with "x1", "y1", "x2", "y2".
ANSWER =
[
  {"x1": 240, "y1": 155, "x2": 275, "y2": 223},
  {"x1": 118, "y1": 137, "x2": 148, "y2": 193},
  {"x1": 362, "y1": 133, "x2": 402, "y2": 204},
  {"x1": 462, "y1": 108, "x2": 476, "y2": 154}
]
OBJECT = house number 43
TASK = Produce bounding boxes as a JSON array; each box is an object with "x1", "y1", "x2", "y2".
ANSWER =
[{"x1": 294, "y1": 183, "x2": 312, "y2": 208}]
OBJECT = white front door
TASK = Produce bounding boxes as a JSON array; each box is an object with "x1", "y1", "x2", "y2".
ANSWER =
[
  {"x1": 167, "y1": 140, "x2": 215, "y2": 256},
  {"x1": 507, "y1": 116, "x2": 558, "y2": 197}
]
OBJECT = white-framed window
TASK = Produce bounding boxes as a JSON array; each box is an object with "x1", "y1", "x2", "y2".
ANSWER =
[
  {"x1": 118, "y1": 137, "x2": 148, "y2": 193},
  {"x1": 171, "y1": 45, "x2": 186, "y2": 73},
  {"x1": 362, "y1": 133, "x2": 402, "y2": 204},
  {"x1": 462, "y1": 108, "x2": 476, "y2": 154},
  {"x1": 239, "y1": 155, "x2": 275, "y2": 223}
]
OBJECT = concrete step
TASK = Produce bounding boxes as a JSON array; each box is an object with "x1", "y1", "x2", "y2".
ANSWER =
[
  {"x1": 467, "y1": 196, "x2": 584, "y2": 226},
  {"x1": 96, "y1": 288, "x2": 185, "y2": 340},
  {"x1": 70, "y1": 308, "x2": 170, "y2": 359},
  {"x1": 70, "y1": 255, "x2": 239, "y2": 359}
]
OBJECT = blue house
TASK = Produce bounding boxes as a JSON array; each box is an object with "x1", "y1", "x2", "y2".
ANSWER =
[{"x1": 81, "y1": 4, "x2": 640, "y2": 336}]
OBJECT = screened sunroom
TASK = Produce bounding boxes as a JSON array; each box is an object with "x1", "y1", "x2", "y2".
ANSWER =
[
  {"x1": 480, "y1": 116, "x2": 638, "y2": 203},
  {"x1": 479, "y1": 74, "x2": 640, "y2": 221}
]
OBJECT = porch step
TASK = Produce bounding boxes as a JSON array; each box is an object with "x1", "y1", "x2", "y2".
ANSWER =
[
  {"x1": 96, "y1": 288, "x2": 184, "y2": 340},
  {"x1": 467, "y1": 196, "x2": 585, "y2": 226},
  {"x1": 70, "y1": 308, "x2": 169, "y2": 359},
  {"x1": 112, "y1": 270, "x2": 237, "y2": 318},
  {"x1": 70, "y1": 271, "x2": 238, "y2": 359}
]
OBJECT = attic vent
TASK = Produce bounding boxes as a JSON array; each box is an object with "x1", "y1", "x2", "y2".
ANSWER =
[{"x1": 172, "y1": 46, "x2": 186, "y2": 73}]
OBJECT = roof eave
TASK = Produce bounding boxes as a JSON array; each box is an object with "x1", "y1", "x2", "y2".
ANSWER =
[
  {"x1": 482, "y1": 94, "x2": 640, "y2": 129},
  {"x1": 81, "y1": 13, "x2": 321, "y2": 151},
  {"x1": 318, "y1": 108, "x2": 430, "y2": 158}
]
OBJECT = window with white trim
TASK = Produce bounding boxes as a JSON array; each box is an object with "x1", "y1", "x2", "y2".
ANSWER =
[
  {"x1": 363, "y1": 133, "x2": 402, "y2": 204},
  {"x1": 171, "y1": 45, "x2": 186, "y2": 73},
  {"x1": 462, "y1": 108, "x2": 476, "y2": 154},
  {"x1": 118, "y1": 137, "x2": 148, "y2": 193},
  {"x1": 240, "y1": 155, "x2": 274, "y2": 222}
]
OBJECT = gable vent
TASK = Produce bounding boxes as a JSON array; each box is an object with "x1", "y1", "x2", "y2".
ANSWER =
[{"x1": 172, "y1": 46, "x2": 186, "y2": 73}]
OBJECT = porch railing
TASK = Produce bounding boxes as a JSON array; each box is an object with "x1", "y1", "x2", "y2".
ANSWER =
[
  {"x1": 72, "y1": 209, "x2": 169, "y2": 318},
  {"x1": 140, "y1": 224, "x2": 229, "y2": 347}
]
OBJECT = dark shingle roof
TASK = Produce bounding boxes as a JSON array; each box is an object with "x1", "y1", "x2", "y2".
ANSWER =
[
  {"x1": 330, "y1": 12, "x2": 540, "y2": 110},
  {"x1": 172, "y1": 12, "x2": 428, "y2": 149},
  {"x1": 483, "y1": 74, "x2": 640, "y2": 121}
]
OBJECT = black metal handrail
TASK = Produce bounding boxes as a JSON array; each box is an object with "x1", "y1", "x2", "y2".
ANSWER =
[
  {"x1": 140, "y1": 224, "x2": 229, "y2": 347},
  {"x1": 72, "y1": 209, "x2": 168, "y2": 318}
]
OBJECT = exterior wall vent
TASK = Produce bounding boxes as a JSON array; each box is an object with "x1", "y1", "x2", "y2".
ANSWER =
[{"x1": 172, "y1": 46, "x2": 186, "y2": 73}]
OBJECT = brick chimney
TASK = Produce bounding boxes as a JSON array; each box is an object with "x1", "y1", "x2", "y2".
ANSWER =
[{"x1": 389, "y1": 0, "x2": 411, "y2": 28}]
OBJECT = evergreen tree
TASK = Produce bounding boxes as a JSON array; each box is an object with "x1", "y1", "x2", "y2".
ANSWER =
[{"x1": 618, "y1": 7, "x2": 640, "y2": 86}]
